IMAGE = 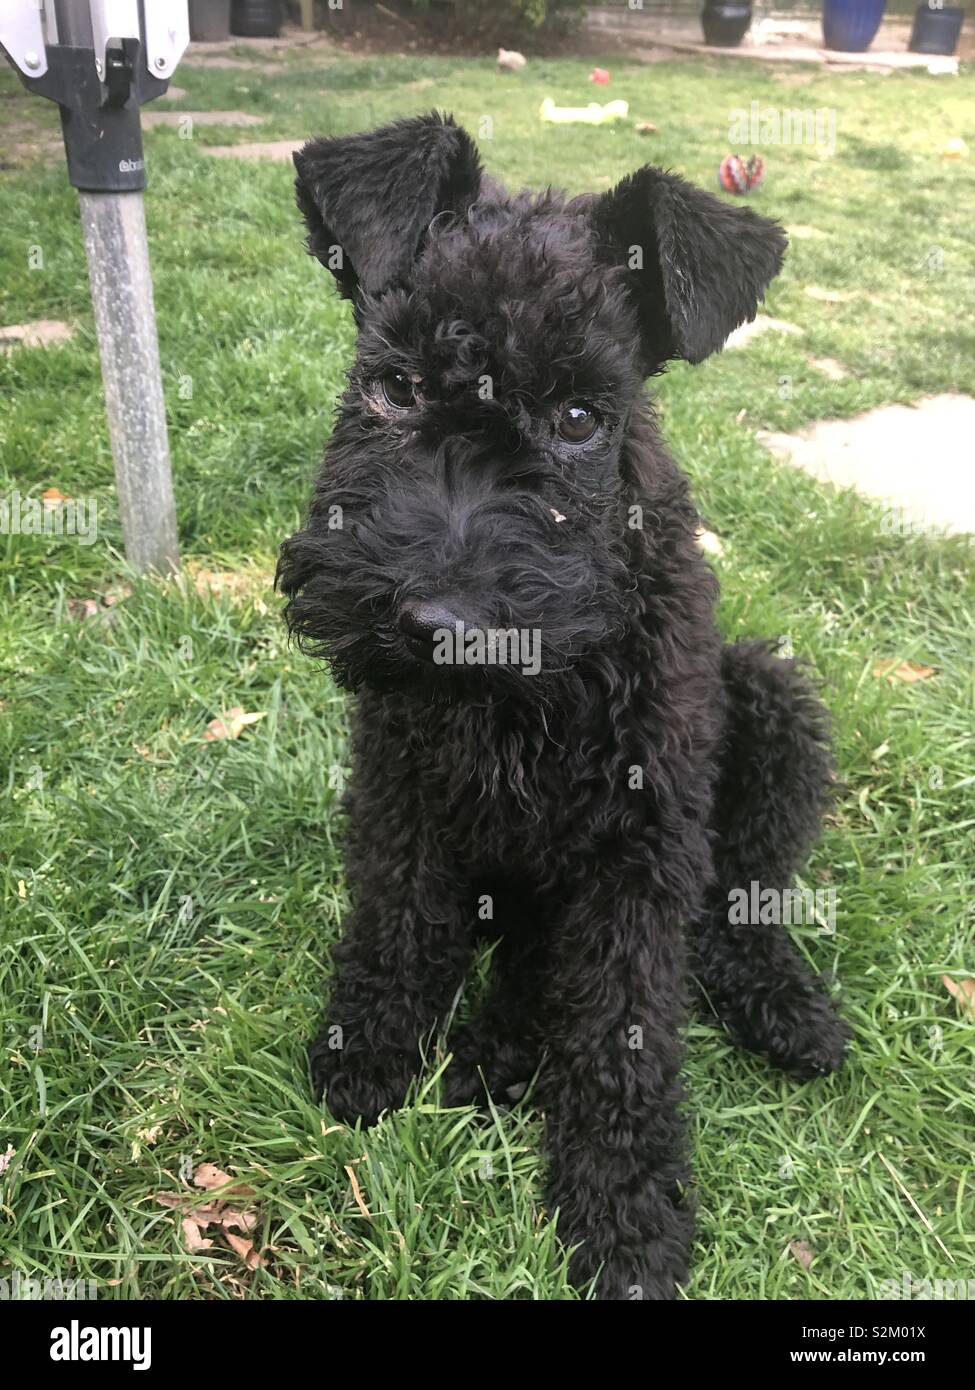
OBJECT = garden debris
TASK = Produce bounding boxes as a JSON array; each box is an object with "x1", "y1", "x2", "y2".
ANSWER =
[
  {"x1": 0, "y1": 1143, "x2": 15, "y2": 1175},
  {"x1": 203, "y1": 708, "x2": 267, "y2": 742},
  {"x1": 789, "y1": 1239, "x2": 814, "y2": 1269},
  {"x1": 634, "y1": 121, "x2": 658, "y2": 135},
  {"x1": 344, "y1": 1162, "x2": 372, "y2": 1221},
  {"x1": 872, "y1": 660, "x2": 936, "y2": 684},
  {"x1": 156, "y1": 1163, "x2": 263, "y2": 1269},
  {"x1": 942, "y1": 976, "x2": 975, "y2": 1020}
]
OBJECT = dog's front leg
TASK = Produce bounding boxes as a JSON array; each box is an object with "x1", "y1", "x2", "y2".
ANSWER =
[
  {"x1": 542, "y1": 876, "x2": 692, "y2": 1301},
  {"x1": 310, "y1": 816, "x2": 472, "y2": 1126}
]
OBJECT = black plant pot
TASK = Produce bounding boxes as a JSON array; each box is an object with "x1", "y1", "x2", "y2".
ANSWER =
[
  {"x1": 190, "y1": 0, "x2": 232, "y2": 41},
  {"x1": 909, "y1": 3, "x2": 964, "y2": 54},
  {"x1": 231, "y1": 0, "x2": 283, "y2": 38},
  {"x1": 701, "y1": 3, "x2": 753, "y2": 48}
]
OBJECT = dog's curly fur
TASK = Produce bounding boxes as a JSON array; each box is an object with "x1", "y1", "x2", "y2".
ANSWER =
[{"x1": 278, "y1": 113, "x2": 848, "y2": 1300}]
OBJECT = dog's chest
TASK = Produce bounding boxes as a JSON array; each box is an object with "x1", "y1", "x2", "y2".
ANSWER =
[{"x1": 415, "y1": 701, "x2": 624, "y2": 875}]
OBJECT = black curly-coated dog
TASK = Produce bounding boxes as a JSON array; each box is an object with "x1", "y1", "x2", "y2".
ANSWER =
[{"x1": 278, "y1": 113, "x2": 848, "y2": 1300}]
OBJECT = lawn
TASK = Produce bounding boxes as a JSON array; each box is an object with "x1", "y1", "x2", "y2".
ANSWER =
[{"x1": 1, "y1": 45, "x2": 973, "y2": 1300}]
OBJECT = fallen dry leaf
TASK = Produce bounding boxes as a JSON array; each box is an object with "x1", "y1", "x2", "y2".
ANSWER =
[
  {"x1": 202, "y1": 707, "x2": 267, "y2": 742},
  {"x1": 345, "y1": 1162, "x2": 372, "y2": 1221},
  {"x1": 873, "y1": 659, "x2": 936, "y2": 684},
  {"x1": 181, "y1": 1216, "x2": 215, "y2": 1252},
  {"x1": 156, "y1": 1163, "x2": 262, "y2": 1269},
  {"x1": 193, "y1": 1162, "x2": 256, "y2": 1199},
  {"x1": 789, "y1": 1238, "x2": 814, "y2": 1269},
  {"x1": 942, "y1": 975, "x2": 975, "y2": 1020},
  {"x1": 42, "y1": 487, "x2": 69, "y2": 506},
  {"x1": 0, "y1": 1143, "x2": 15, "y2": 1175},
  {"x1": 224, "y1": 1230, "x2": 264, "y2": 1269},
  {"x1": 68, "y1": 598, "x2": 99, "y2": 621}
]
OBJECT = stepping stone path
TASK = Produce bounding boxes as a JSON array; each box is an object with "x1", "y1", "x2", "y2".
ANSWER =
[
  {"x1": 0, "y1": 320, "x2": 75, "y2": 352},
  {"x1": 203, "y1": 139, "x2": 302, "y2": 161},
  {"x1": 759, "y1": 394, "x2": 975, "y2": 536},
  {"x1": 806, "y1": 356, "x2": 849, "y2": 381},
  {"x1": 142, "y1": 110, "x2": 264, "y2": 129},
  {"x1": 724, "y1": 315, "x2": 803, "y2": 350}
]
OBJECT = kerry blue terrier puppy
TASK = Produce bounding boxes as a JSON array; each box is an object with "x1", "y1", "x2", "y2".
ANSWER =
[{"x1": 278, "y1": 113, "x2": 848, "y2": 1300}]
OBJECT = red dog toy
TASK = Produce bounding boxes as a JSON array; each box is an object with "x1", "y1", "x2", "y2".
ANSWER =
[{"x1": 718, "y1": 154, "x2": 766, "y2": 194}]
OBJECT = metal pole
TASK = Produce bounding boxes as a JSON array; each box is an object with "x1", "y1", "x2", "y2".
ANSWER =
[
  {"x1": 52, "y1": 0, "x2": 179, "y2": 573},
  {"x1": 78, "y1": 191, "x2": 179, "y2": 573}
]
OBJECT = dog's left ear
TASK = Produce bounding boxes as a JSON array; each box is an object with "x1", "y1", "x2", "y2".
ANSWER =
[
  {"x1": 590, "y1": 165, "x2": 787, "y2": 367},
  {"x1": 294, "y1": 111, "x2": 482, "y2": 300}
]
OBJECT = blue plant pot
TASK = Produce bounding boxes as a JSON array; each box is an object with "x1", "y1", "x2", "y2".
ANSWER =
[{"x1": 822, "y1": 0, "x2": 887, "y2": 51}]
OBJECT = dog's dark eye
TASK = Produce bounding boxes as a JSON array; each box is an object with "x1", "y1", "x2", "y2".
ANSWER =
[
  {"x1": 558, "y1": 402, "x2": 599, "y2": 444},
  {"x1": 381, "y1": 372, "x2": 416, "y2": 409}
]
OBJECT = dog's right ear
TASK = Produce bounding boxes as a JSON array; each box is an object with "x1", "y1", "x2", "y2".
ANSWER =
[{"x1": 293, "y1": 111, "x2": 482, "y2": 301}]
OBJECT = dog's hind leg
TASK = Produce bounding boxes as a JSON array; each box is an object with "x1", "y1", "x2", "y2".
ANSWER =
[{"x1": 690, "y1": 640, "x2": 849, "y2": 1077}]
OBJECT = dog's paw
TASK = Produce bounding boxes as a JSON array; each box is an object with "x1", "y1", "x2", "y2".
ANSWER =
[
  {"x1": 568, "y1": 1243, "x2": 687, "y2": 1301},
  {"x1": 442, "y1": 1028, "x2": 539, "y2": 1108},
  {"x1": 731, "y1": 988, "x2": 849, "y2": 1078},
  {"x1": 308, "y1": 1037, "x2": 413, "y2": 1125}
]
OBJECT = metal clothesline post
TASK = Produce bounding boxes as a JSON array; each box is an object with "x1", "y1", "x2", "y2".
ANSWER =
[{"x1": 1, "y1": 0, "x2": 189, "y2": 573}]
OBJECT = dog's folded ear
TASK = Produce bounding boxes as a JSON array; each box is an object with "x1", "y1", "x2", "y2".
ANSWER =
[
  {"x1": 591, "y1": 166, "x2": 787, "y2": 368},
  {"x1": 293, "y1": 111, "x2": 482, "y2": 300}
]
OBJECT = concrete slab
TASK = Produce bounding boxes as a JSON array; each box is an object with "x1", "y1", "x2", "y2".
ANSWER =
[
  {"x1": 0, "y1": 319, "x2": 75, "y2": 351},
  {"x1": 142, "y1": 110, "x2": 265, "y2": 129},
  {"x1": 724, "y1": 314, "x2": 803, "y2": 350},
  {"x1": 807, "y1": 356, "x2": 850, "y2": 380},
  {"x1": 202, "y1": 139, "x2": 302, "y2": 161},
  {"x1": 758, "y1": 395, "x2": 975, "y2": 536}
]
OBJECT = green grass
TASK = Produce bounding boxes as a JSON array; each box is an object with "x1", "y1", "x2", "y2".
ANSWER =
[{"x1": 1, "y1": 47, "x2": 973, "y2": 1300}]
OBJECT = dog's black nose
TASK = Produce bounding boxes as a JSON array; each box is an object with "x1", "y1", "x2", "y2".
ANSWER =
[{"x1": 398, "y1": 601, "x2": 463, "y2": 660}]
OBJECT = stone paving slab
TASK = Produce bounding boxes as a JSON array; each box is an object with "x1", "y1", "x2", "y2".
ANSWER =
[
  {"x1": 759, "y1": 394, "x2": 975, "y2": 536},
  {"x1": 142, "y1": 110, "x2": 265, "y2": 129},
  {"x1": 201, "y1": 139, "x2": 302, "y2": 161},
  {"x1": 0, "y1": 319, "x2": 75, "y2": 352}
]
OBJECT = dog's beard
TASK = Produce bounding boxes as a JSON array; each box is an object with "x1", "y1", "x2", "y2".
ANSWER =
[{"x1": 277, "y1": 487, "x2": 630, "y2": 705}]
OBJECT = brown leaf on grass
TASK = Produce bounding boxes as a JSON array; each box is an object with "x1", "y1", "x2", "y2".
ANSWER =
[
  {"x1": 224, "y1": 1231, "x2": 264, "y2": 1269},
  {"x1": 181, "y1": 1217, "x2": 215, "y2": 1252},
  {"x1": 202, "y1": 707, "x2": 267, "y2": 742},
  {"x1": 872, "y1": 659, "x2": 936, "y2": 684},
  {"x1": 789, "y1": 1239, "x2": 814, "y2": 1269},
  {"x1": 193, "y1": 1162, "x2": 256, "y2": 1199},
  {"x1": 42, "y1": 487, "x2": 69, "y2": 506},
  {"x1": 68, "y1": 598, "x2": 99, "y2": 621},
  {"x1": 155, "y1": 1163, "x2": 262, "y2": 1268},
  {"x1": 345, "y1": 1162, "x2": 372, "y2": 1221},
  {"x1": 942, "y1": 975, "x2": 975, "y2": 1020}
]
